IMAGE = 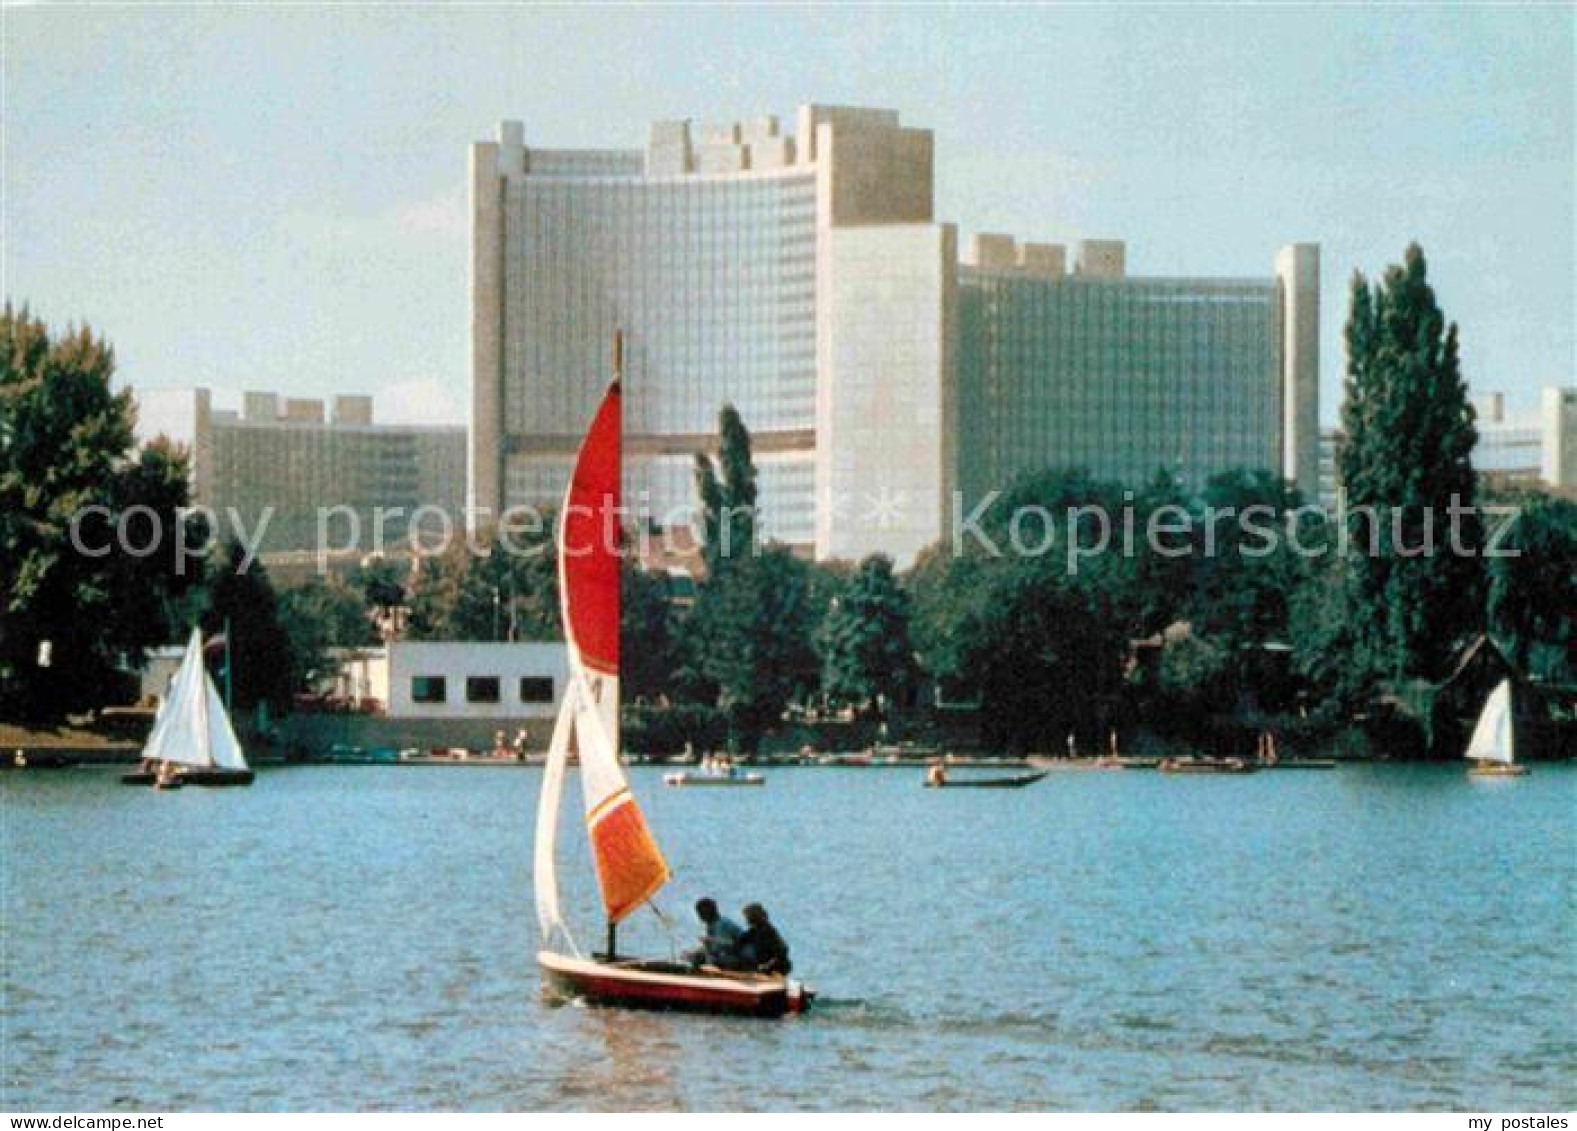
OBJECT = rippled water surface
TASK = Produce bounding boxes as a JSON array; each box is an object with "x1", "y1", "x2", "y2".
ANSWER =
[{"x1": 3, "y1": 763, "x2": 1573, "y2": 1110}]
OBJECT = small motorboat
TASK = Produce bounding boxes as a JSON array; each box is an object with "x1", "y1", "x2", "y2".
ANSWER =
[
  {"x1": 663, "y1": 768, "x2": 765, "y2": 787},
  {"x1": 1148, "y1": 754, "x2": 1255, "y2": 772},
  {"x1": 924, "y1": 768, "x2": 1047, "y2": 789}
]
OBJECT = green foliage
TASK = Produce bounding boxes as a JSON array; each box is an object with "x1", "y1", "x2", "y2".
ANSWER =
[
  {"x1": 960, "y1": 466, "x2": 1194, "y2": 642},
  {"x1": 1153, "y1": 628, "x2": 1234, "y2": 734},
  {"x1": 405, "y1": 522, "x2": 559, "y2": 642},
  {"x1": 1189, "y1": 469, "x2": 1308, "y2": 647},
  {"x1": 202, "y1": 541, "x2": 296, "y2": 714},
  {"x1": 820, "y1": 554, "x2": 916, "y2": 719},
  {"x1": 352, "y1": 557, "x2": 407, "y2": 615},
  {"x1": 1337, "y1": 244, "x2": 1482, "y2": 684},
  {"x1": 692, "y1": 546, "x2": 825, "y2": 752},
  {"x1": 277, "y1": 578, "x2": 379, "y2": 690},
  {"x1": 1485, "y1": 487, "x2": 1577, "y2": 681},
  {"x1": 693, "y1": 404, "x2": 758, "y2": 570},
  {"x1": 0, "y1": 305, "x2": 204, "y2": 717},
  {"x1": 621, "y1": 561, "x2": 686, "y2": 703},
  {"x1": 622, "y1": 702, "x2": 726, "y2": 756},
  {"x1": 922, "y1": 556, "x2": 1128, "y2": 752}
]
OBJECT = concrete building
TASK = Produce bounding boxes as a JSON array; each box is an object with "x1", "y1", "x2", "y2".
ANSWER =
[
  {"x1": 471, "y1": 105, "x2": 1318, "y2": 566},
  {"x1": 384, "y1": 641, "x2": 567, "y2": 721},
  {"x1": 135, "y1": 388, "x2": 467, "y2": 557},
  {"x1": 1540, "y1": 386, "x2": 1576, "y2": 489},
  {"x1": 1318, "y1": 428, "x2": 1345, "y2": 509},
  {"x1": 1320, "y1": 386, "x2": 1576, "y2": 505},
  {"x1": 1472, "y1": 387, "x2": 1577, "y2": 490}
]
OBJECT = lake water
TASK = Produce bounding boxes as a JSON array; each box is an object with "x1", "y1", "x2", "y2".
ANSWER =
[{"x1": 3, "y1": 763, "x2": 1573, "y2": 1111}]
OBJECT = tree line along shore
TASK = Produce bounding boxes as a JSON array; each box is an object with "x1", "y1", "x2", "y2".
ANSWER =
[{"x1": 3, "y1": 247, "x2": 1574, "y2": 762}]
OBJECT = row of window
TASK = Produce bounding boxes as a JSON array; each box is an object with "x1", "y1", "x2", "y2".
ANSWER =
[{"x1": 410, "y1": 676, "x2": 555, "y2": 706}]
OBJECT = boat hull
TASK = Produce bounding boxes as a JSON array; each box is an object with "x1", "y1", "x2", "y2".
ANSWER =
[
  {"x1": 121, "y1": 768, "x2": 254, "y2": 787},
  {"x1": 663, "y1": 773, "x2": 764, "y2": 787},
  {"x1": 538, "y1": 951, "x2": 810, "y2": 1017},
  {"x1": 1157, "y1": 758, "x2": 1258, "y2": 775},
  {"x1": 1468, "y1": 763, "x2": 1528, "y2": 777},
  {"x1": 924, "y1": 771, "x2": 1048, "y2": 789}
]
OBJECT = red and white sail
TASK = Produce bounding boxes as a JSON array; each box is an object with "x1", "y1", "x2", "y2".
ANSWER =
[{"x1": 535, "y1": 374, "x2": 670, "y2": 940}]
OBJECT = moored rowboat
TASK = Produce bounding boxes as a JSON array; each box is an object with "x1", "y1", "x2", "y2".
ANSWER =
[
  {"x1": 924, "y1": 770, "x2": 1047, "y2": 789},
  {"x1": 1157, "y1": 757, "x2": 1258, "y2": 775}
]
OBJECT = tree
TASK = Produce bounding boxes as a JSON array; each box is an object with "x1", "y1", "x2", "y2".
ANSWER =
[
  {"x1": 943, "y1": 559, "x2": 1127, "y2": 752},
  {"x1": 692, "y1": 547, "x2": 824, "y2": 752},
  {"x1": 1153, "y1": 626, "x2": 1234, "y2": 736},
  {"x1": 1337, "y1": 244, "x2": 1482, "y2": 685},
  {"x1": 202, "y1": 541, "x2": 296, "y2": 715},
  {"x1": 1179, "y1": 469, "x2": 1313, "y2": 712},
  {"x1": 621, "y1": 561, "x2": 684, "y2": 703},
  {"x1": 351, "y1": 556, "x2": 408, "y2": 636},
  {"x1": 693, "y1": 404, "x2": 758, "y2": 571},
  {"x1": 404, "y1": 522, "x2": 559, "y2": 642},
  {"x1": 277, "y1": 578, "x2": 379, "y2": 692},
  {"x1": 820, "y1": 554, "x2": 916, "y2": 720},
  {"x1": 1485, "y1": 487, "x2": 1577, "y2": 681},
  {"x1": 0, "y1": 305, "x2": 204, "y2": 717}
]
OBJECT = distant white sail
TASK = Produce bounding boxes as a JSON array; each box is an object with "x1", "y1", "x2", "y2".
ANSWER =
[
  {"x1": 1465, "y1": 679, "x2": 1515, "y2": 765},
  {"x1": 140, "y1": 628, "x2": 248, "y2": 771}
]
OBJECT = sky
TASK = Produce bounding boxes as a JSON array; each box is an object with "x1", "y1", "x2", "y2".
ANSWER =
[{"x1": 5, "y1": 4, "x2": 1573, "y2": 427}]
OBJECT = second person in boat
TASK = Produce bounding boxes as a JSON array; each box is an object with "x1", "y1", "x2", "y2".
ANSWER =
[{"x1": 736, "y1": 903, "x2": 793, "y2": 975}]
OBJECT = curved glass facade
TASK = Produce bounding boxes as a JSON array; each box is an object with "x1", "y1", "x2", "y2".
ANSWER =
[{"x1": 498, "y1": 156, "x2": 818, "y2": 538}]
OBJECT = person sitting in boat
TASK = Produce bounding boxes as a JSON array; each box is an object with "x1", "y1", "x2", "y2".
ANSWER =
[
  {"x1": 684, "y1": 898, "x2": 743, "y2": 969},
  {"x1": 736, "y1": 903, "x2": 792, "y2": 976},
  {"x1": 926, "y1": 761, "x2": 948, "y2": 787}
]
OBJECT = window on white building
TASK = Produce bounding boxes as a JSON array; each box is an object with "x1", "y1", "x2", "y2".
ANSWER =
[
  {"x1": 466, "y1": 676, "x2": 502, "y2": 704},
  {"x1": 411, "y1": 676, "x2": 446, "y2": 704}
]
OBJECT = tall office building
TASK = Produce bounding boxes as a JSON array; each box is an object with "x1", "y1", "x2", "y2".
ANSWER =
[
  {"x1": 135, "y1": 388, "x2": 467, "y2": 557},
  {"x1": 955, "y1": 234, "x2": 1319, "y2": 511},
  {"x1": 471, "y1": 105, "x2": 1319, "y2": 566}
]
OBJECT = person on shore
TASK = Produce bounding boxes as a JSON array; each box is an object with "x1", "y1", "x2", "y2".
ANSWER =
[
  {"x1": 684, "y1": 898, "x2": 743, "y2": 969},
  {"x1": 737, "y1": 903, "x2": 792, "y2": 976}
]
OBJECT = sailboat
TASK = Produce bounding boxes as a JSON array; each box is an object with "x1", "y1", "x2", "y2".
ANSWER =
[
  {"x1": 1465, "y1": 678, "x2": 1527, "y2": 777},
  {"x1": 121, "y1": 628, "x2": 254, "y2": 787},
  {"x1": 534, "y1": 338, "x2": 811, "y2": 1018}
]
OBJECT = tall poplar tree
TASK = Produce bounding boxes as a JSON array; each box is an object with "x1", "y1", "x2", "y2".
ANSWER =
[{"x1": 1337, "y1": 244, "x2": 1481, "y2": 685}]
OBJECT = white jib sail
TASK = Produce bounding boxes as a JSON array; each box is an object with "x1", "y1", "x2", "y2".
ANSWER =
[
  {"x1": 202, "y1": 672, "x2": 249, "y2": 771},
  {"x1": 141, "y1": 629, "x2": 215, "y2": 770},
  {"x1": 1465, "y1": 679, "x2": 1514, "y2": 765},
  {"x1": 533, "y1": 682, "x2": 577, "y2": 951}
]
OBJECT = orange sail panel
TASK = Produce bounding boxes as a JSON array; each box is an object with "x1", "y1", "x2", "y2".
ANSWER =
[
  {"x1": 588, "y1": 789, "x2": 670, "y2": 922},
  {"x1": 558, "y1": 377, "x2": 671, "y2": 924}
]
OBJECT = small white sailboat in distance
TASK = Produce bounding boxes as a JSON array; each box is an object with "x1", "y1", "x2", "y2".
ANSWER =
[
  {"x1": 122, "y1": 628, "x2": 254, "y2": 788},
  {"x1": 533, "y1": 334, "x2": 810, "y2": 1017},
  {"x1": 1465, "y1": 678, "x2": 1527, "y2": 778}
]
